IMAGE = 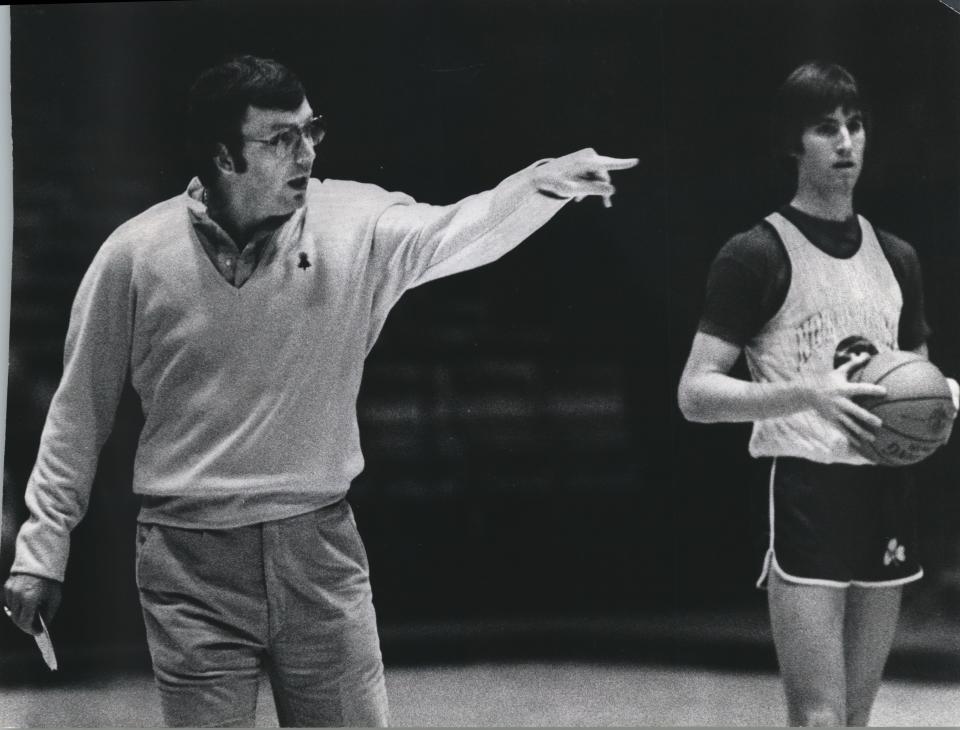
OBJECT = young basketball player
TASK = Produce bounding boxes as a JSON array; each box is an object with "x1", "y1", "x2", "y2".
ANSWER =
[{"x1": 678, "y1": 61, "x2": 958, "y2": 726}]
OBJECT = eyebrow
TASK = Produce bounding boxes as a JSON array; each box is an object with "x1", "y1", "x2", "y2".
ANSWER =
[
  {"x1": 267, "y1": 115, "x2": 315, "y2": 132},
  {"x1": 815, "y1": 112, "x2": 862, "y2": 124}
]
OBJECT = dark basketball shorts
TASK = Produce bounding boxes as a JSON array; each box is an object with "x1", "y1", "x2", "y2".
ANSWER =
[{"x1": 756, "y1": 456, "x2": 923, "y2": 588}]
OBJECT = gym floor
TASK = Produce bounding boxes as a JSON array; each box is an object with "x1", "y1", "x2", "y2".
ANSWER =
[
  {"x1": 2, "y1": 606, "x2": 959, "y2": 727},
  {"x1": 1, "y1": 662, "x2": 959, "y2": 727}
]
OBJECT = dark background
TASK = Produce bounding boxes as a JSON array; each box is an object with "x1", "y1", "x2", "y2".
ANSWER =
[{"x1": 2, "y1": 0, "x2": 959, "y2": 675}]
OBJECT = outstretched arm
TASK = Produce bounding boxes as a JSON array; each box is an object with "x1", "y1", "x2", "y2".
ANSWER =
[
  {"x1": 677, "y1": 332, "x2": 887, "y2": 446},
  {"x1": 371, "y1": 148, "x2": 638, "y2": 293}
]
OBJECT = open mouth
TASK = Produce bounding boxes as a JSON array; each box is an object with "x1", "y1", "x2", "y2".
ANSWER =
[{"x1": 288, "y1": 176, "x2": 309, "y2": 191}]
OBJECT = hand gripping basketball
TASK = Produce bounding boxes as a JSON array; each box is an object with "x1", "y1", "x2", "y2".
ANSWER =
[
  {"x1": 801, "y1": 353, "x2": 887, "y2": 447},
  {"x1": 850, "y1": 350, "x2": 958, "y2": 466}
]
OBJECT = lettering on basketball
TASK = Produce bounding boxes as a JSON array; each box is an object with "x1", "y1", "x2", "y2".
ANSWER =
[
  {"x1": 877, "y1": 440, "x2": 936, "y2": 461},
  {"x1": 924, "y1": 405, "x2": 951, "y2": 435},
  {"x1": 884, "y1": 404, "x2": 952, "y2": 436},
  {"x1": 794, "y1": 306, "x2": 897, "y2": 369}
]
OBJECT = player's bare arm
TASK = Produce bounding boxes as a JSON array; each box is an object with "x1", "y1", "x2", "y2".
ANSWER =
[{"x1": 678, "y1": 332, "x2": 886, "y2": 444}]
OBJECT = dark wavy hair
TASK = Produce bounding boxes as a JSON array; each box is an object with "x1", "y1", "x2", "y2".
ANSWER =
[
  {"x1": 186, "y1": 55, "x2": 306, "y2": 186},
  {"x1": 771, "y1": 61, "x2": 869, "y2": 159}
]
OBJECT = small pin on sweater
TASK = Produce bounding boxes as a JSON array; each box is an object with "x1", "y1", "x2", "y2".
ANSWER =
[{"x1": 298, "y1": 252, "x2": 311, "y2": 270}]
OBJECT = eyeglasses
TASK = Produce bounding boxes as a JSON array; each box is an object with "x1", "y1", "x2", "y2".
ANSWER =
[{"x1": 243, "y1": 116, "x2": 326, "y2": 157}]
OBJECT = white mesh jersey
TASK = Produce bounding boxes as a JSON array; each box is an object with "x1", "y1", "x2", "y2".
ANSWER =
[{"x1": 744, "y1": 212, "x2": 901, "y2": 464}]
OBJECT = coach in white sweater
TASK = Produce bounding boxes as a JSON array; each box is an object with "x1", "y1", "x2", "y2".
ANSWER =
[{"x1": 3, "y1": 55, "x2": 636, "y2": 726}]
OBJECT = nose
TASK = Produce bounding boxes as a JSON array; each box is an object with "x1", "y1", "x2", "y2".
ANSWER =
[
  {"x1": 294, "y1": 133, "x2": 317, "y2": 167},
  {"x1": 836, "y1": 126, "x2": 853, "y2": 153}
]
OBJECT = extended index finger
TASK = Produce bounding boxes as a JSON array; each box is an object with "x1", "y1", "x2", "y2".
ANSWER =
[{"x1": 593, "y1": 155, "x2": 640, "y2": 170}]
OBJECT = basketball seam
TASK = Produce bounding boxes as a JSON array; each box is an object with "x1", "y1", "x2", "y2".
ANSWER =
[{"x1": 870, "y1": 356, "x2": 930, "y2": 386}]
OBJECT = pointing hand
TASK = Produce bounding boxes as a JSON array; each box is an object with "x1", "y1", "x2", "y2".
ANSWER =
[{"x1": 533, "y1": 148, "x2": 639, "y2": 208}]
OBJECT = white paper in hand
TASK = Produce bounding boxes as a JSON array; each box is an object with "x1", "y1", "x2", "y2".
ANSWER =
[{"x1": 35, "y1": 614, "x2": 58, "y2": 671}]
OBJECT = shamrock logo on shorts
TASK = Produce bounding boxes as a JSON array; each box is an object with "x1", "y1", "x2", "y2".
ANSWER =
[{"x1": 883, "y1": 538, "x2": 906, "y2": 567}]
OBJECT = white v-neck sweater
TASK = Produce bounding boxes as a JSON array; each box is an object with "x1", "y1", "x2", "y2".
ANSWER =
[{"x1": 15, "y1": 163, "x2": 568, "y2": 580}]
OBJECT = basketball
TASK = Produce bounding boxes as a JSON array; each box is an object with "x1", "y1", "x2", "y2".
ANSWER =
[{"x1": 850, "y1": 350, "x2": 956, "y2": 466}]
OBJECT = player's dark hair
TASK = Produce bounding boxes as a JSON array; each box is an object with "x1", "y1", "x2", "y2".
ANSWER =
[
  {"x1": 187, "y1": 55, "x2": 306, "y2": 187},
  {"x1": 771, "y1": 61, "x2": 869, "y2": 159}
]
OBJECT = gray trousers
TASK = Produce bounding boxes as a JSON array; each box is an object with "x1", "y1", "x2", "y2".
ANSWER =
[{"x1": 135, "y1": 501, "x2": 389, "y2": 727}]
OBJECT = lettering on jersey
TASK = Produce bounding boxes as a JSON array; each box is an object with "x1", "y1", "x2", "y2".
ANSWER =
[{"x1": 793, "y1": 305, "x2": 897, "y2": 370}]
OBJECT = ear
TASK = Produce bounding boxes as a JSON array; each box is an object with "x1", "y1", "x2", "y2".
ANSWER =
[{"x1": 213, "y1": 143, "x2": 236, "y2": 175}]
